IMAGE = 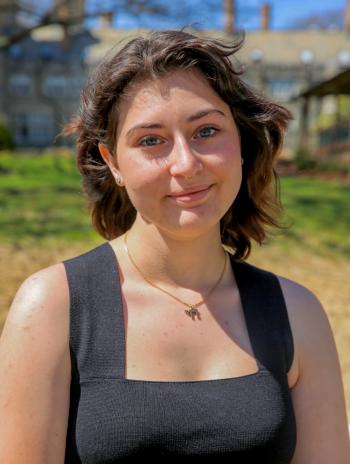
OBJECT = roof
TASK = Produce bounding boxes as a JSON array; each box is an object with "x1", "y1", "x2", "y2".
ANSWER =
[
  {"x1": 86, "y1": 28, "x2": 350, "y2": 66},
  {"x1": 234, "y1": 29, "x2": 350, "y2": 65},
  {"x1": 297, "y1": 67, "x2": 350, "y2": 97},
  {"x1": 30, "y1": 26, "x2": 350, "y2": 69}
]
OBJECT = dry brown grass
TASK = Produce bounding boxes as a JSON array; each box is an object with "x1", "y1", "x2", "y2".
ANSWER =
[{"x1": 1, "y1": 240, "x2": 349, "y2": 422}]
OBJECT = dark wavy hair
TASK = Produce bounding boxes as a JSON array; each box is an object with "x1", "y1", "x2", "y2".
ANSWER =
[{"x1": 62, "y1": 27, "x2": 293, "y2": 260}]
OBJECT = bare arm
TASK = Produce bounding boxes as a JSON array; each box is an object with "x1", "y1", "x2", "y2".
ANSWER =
[
  {"x1": 0, "y1": 264, "x2": 71, "y2": 464},
  {"x1": 279, "y1": 277, "x2": 350, "y2": 464}
]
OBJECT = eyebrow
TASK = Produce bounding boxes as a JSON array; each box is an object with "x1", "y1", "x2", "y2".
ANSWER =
[{"x1": 125, "y1": 108, "x2": 226, "y2": 139}]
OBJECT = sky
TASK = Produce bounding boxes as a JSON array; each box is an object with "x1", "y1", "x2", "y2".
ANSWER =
[
  {"x1": 249, "y1": 0, "x2": 345, "y2": 29},
  {"x1": 108, "y1": 0, "x2": 347, "y2": 31},
  {"x1": 31, "y1": 0, "x2": 348, "y2": 31}
]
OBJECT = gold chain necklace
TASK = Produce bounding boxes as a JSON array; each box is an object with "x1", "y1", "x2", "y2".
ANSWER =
[{"x1": 123, "y1": 231, "x2": 227, "y2": 320}]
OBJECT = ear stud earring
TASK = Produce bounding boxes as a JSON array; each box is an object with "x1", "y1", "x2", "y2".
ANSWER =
[{"x1": 116, "y1": 175, "x2": 124, "y2": 186}]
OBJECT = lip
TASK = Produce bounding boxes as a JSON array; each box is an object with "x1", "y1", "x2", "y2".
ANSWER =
[{"x1": 167, "y1": 184, "x2": 213, "y2": 203}]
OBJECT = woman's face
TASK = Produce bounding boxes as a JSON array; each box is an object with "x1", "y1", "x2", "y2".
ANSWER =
[{"x1": 101, "y1": 68, "x2": 242, "y2": 240}]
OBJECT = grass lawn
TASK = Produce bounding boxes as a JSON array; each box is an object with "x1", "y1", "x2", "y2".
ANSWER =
[
  {"x1": 1, "y1": 150, "x2": 350, "y2": 255},
  {"x1": 0, "y1": 151, "x2": 97, "y2": 245},
  {"x1": 1, "y1": 150, "x2": 350, "y2": 421}
]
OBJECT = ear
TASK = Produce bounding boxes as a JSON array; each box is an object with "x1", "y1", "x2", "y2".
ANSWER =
[{"x1": 98, "y1": 143, "x2": 124, "y2": 187}]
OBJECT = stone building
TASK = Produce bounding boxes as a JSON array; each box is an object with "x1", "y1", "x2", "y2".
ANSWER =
[
  {"x1": 0, "y1": 0, "x2": 350, "y2": 152},
  {"x1": 0, "y1": 0, "x2": 95, "y2": 147}
]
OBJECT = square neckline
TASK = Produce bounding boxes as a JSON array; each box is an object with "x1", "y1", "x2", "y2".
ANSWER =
[{"x1": 104, "y1": 240, "x2": 264, "y2": 384}]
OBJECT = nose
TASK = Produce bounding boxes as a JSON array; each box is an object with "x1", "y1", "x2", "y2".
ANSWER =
[{"x1": 168, "y1": 137, "x2": 203, "y2": 178}]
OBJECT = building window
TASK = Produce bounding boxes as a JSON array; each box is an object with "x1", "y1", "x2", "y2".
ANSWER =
[
  {"x1": 40, "y1": 44, "x2": 55, "y2": 61},
  {"x1": 266, "y1": 79, "x2": 300, "y2": 102},
  {"x1": 8, "y1": 75, "x2": 32, "y2": 97},
  {"x1": 42, "y1": 76, "x2": 85, "y2": 97},
  {"x1": 13, "y1": 113, "x2": 54, "y2": 146},
  {"x1": 65, "y1": 77, "x2": 86, "y2": 97},
  {"x1": 43, "y1": 76, "x2": 67, "y2": 97},
  {"x1": 8, "y1": 44, "x2": 23, "y2": 59}
]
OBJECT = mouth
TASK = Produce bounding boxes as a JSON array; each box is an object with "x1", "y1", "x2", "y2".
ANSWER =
[{"x1": 167, "y1": 184, "x2": 213, "y2": 203}]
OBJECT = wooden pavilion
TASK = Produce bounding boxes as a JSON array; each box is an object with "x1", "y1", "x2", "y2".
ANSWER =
[{"x1": 296, "y1": 68, "x2": 350, "y2": 160}]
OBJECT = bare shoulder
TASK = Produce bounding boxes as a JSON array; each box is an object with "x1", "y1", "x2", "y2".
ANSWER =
[
  {"x1": 1, "y1": 261, "x2": 71, "y2": 382},
  {"x1": 17, "y1": 261, "x2": 68, "y2": 300},
  {"x1": 0, "y1": 263, "x2": 71, "y2": 462},
  {"x1": 275, "y1": 274, "x2": 331, "y2": 356},
  {"x1": 275, "y1": 275, "x2": 350, "y2": 463},
  {"x1": 276, "y1": 274, "x2": 322, "y2": 310},
  {"x1": 3, "y1": 262, "x2": 70, "y2": 340},
  {"x1": 275, "y1": 275, "x2": 328, "y2": 390}
]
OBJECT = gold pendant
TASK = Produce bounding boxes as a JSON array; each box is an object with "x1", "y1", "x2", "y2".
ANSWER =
[{"x1": 184, "y1": 305, "x2": 201, "y2": 320}]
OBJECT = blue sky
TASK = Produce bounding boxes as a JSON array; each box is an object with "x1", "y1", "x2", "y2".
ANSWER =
[
  {"x1": 255, "y1": 0, "x2": 345, "y2": 29},
  {"x1": 35, "y1": 0, "x2": 347, "y2": 31},
  {"x1": 108, "y1": 0, "x2": 347, "y2": 31}
]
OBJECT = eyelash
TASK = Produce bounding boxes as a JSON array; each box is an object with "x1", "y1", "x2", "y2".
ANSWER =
[{"x1": 138, "y1": 126, "x2": 220, "y2": 147}]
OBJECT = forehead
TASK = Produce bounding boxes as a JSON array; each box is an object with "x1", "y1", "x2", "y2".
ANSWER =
[{"x1": 119, "y1": 68, "x2": 223, "y2": 108}]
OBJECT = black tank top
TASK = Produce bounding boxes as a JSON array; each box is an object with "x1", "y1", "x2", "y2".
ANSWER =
[{"x1": 63, "y1": 241, "x2": 297, "y2": 463}]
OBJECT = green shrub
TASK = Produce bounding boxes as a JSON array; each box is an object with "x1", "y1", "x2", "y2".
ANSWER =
[
  {"x1": 317, "y1": 160, "x2": 349, "y2": 174},
  {"x1": 294, "y1": 148, "x2": 318, "y2": 170},
  {"x1": 0, "y1": 121, "x2": 14, "y2": 150}
]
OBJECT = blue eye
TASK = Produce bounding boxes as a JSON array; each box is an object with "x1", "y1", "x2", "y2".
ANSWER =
[
  {"x1": 139, "y1": 136, "x2": 161, "y2": 147},
  {"x1": 197, "y1": 126, "x2": 219, "y2": 138},
  {"x1": 138, "y1": 126, "x2": 219, "y2": 148}
]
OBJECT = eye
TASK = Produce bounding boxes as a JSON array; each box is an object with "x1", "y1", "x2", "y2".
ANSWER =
[
  {"x1": 195, "y1": 126, "x2": 220, "y2": 138},
  {"x1": 138, "y1": 136, "x2": 162, "y2": 147}
]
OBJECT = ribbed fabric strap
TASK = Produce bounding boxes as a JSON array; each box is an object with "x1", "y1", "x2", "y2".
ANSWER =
[
  {"x1": 232, "y1": 258, "x2": 294, "y2": 374},
  {"x1": 63, "y1": 243, "x2": 125, "y2": 380}
]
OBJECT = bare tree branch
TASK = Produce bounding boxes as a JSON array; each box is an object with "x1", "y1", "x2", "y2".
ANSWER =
[{"x1": 0, "y1": 0, "x2": 168, "y2": 50}]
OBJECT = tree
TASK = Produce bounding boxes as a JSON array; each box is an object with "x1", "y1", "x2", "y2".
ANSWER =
[
  {"x1": 0, "y1": 0, "x2": 264, "y2": 51},
  {"x1": 0, "y1": 0, "x2": 168, "y2": 50}
]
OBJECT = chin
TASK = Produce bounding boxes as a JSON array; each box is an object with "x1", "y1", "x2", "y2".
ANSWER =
[{"x1": 160, "y1": 213, "x2": 221, "y2": 239}]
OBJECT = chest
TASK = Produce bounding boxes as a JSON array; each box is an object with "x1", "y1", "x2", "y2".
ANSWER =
[{"x1": 121, "y1": 279, "x2": 261, "y2": 382}]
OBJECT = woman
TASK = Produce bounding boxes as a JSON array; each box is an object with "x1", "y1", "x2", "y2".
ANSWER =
[{"x1": 0, "y1": 29, "x2": 349, "y2": 463}]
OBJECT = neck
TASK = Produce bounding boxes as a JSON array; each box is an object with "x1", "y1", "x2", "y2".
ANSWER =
[{"x1": 124, "y1": 215, "x2": 230, "y2": 291}]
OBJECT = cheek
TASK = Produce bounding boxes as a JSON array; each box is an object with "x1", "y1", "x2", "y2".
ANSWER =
[
  {"x1": 214, "y1": 138, "x2": 242, "y2": 178},
  {"x1": 215, "y1": 129, "x2": 240, "y2": 158},
  {"x1": 121, "y1": 158, "x2": 167, "y2": 206},
  {"x1": 214, "y1": 140, "x2": 242, "y2": 202}
]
